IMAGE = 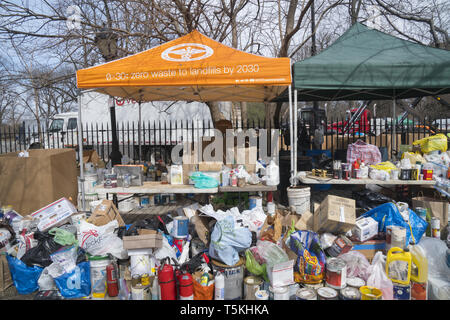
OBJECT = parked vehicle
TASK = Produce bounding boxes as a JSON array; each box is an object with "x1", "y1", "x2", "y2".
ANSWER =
[{"x1": 327, "y1": 108, "x2": 372, "y2": 135}]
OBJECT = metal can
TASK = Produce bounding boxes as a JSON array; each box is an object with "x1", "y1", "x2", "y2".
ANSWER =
[
  {"x1": 386, "y1": 225, "x2": 406, "y2": 251},
  {"x1": 104, "y1": 173, "x2": 117, "y2": 188},
  {"x1": 431, "y1": 217, "x2": 440, "y2": 238},
  {"x1": 326, "y1": 235, "x2": 353, "y2": 257},
  {"x1": 317, "y1": 287, "x2": 338, "y2": 300},
  {"x1": 415, "y1": 207, "x2": 427, "y2": 221},
  {"x1": 346, "y1": 277, "x2": 365, "y2": 289},
  {"x1": 340, "y1": 286, "x2": 361, "y2": 300},
  {"x1": 255, "y1": 290, "x2": 269, "y2": 300},
  {"x1": 393, "y1": 283, "x2": 411, "y2": 300},
  {"x1": 411, "y1": 281, "x2": 427, "y2": 300},
  {"x1": 244, "y1": 276, "x2": 263, "y2": 300},
  {"x1": 295, "y1": 288, "x2": 317, "y2": 300},
  {"x1": 326, "y1": 258, "x2": 347, "y2": 290}
]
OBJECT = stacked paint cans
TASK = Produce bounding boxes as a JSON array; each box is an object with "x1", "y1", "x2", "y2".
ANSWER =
[
  {"x1": 296, "y1": 288, "x2": 317, "y2": 300},
  {"x1": 243, "y1": 276, "x2": 263, "y2": 300},
  {"x1": 326, "y1": 258, "x2": 347, "y2": 290}
]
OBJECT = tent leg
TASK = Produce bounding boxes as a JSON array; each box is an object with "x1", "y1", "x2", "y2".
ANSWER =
[
  {"x1": 77, "y1": 92, "x2": 86, "y2": 212},
  {"x1": 138, "y1": 101, "x2": 142, "y2": 163},
  {"x1": 393, "y1": 97, "x2": 396, "y2": 157},
  {"x1": 294, "y1": 89, "x2": 298, "y2": 185},
  {"x1": 288, "y1": 85, "x2": 294, "y2": 186}
]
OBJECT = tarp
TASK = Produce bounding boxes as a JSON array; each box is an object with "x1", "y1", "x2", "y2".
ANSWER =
[
  {"x1": 274, "y1": 23, "x2": 450, "y2": 102},
  {"x1": 76, "y1": 30, "x2": 291, "y2": 102}
]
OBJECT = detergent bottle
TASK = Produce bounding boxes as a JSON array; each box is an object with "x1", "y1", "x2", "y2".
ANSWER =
[
  {"x1": 409, "y1": 243, "x2": 428, "y2": 300},
  {"x1": 386, "y1": 247, "x2": 412, "y2": 285}
]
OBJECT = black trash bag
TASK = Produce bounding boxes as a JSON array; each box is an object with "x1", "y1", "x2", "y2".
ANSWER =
[
  {"x1": 20, "y1": 231, "x2": 63, "y2": 268},
  {"x1": 76, "y1": 247, "x2": 88, "y2": 265},
  {"x1": 180, "y1": 252, "x2": 212, "y2": 274},
  {"x1": 0, "y1": 220, "x2": 16, "y2": 249},
  {"x1": 352, "y1": 189, "x2": 393, "y2": 211}
]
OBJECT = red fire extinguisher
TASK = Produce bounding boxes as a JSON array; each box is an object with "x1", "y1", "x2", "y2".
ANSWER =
[
  {"x1": 106, "y1": 262, "x2": 119, "y2": 297},
  {"x1": 158, "y1": 258, "x2": 177, "y2": 300},
  {"x1": 177, "y1": 270, "x2": 194, "y2": 300}
]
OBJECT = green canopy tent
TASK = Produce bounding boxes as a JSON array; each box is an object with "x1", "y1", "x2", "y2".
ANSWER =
[{"x1": 274, "y1": 22, "x2": 450, "y2": 184}]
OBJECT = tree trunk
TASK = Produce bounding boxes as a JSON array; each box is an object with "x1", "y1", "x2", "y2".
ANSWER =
[
  {"x1": 241, "y1": 102, "x2": 248, "y2": 128},
  {"x1": 207, "y1": 101, "x2": 227, "y2": 126}
]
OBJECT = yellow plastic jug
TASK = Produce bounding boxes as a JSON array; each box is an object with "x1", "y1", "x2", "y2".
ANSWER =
[
  {"x1": 386, "y1": 247, "x2": 412, "y2": 285},
  {"x1": 409, "y1": 244, "x2": 428, "y2": 283}
]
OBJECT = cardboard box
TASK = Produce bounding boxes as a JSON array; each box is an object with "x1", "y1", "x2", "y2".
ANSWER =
[
  {"x1": 351, "y1": 240, "x2": 386, "y2": 262},
  {"x1": 83, "y1": 150, "x2": 105, "y2": 168},
  {"x1": 31, "y1": 198, "x2": 78, "y2": 231},
  {"x1": 352, "y1": 217, "x2": 379, "y2": 242},
  {"x1": 295, "y1": 211, "x2": 315, "y2": 231},
  {"x1": 87, "y1": 199, "x2": 125, "y2": 227},
  {"x1": 0, "y1": 254, "x2": 13, "y2": 295},
  {"x1": 123, "y1": 234, "x2": 163, "y2": 250},
  {"x1": 114, "y1": 165, "x2": 144, "y2": 187},
  {"x1": 198, "y1": 161, "x2": 223, "y2": 172},
  {"x1": 0, "y1": 149, "x2": 78, "y2": 216},
  {"x1": 316, "y1": 195, "x2": 356, "y2": 234}
]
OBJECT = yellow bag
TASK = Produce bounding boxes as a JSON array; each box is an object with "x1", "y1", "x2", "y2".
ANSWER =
[
  {"x1": 412, "y1": 134, "x2": 448, "y2": 153},
  {"x1": 369, "y1": 161, "x2": 397, "y2": 172},
  {"x1": 401, "y1": 152, "x2": 427, "y2": 165}
]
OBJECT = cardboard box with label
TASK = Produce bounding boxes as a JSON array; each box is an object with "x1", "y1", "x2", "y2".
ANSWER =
[
  {"x1": 87, "y1": 199, "x2": 125, "y2": 227},
  {"x1": 316, "y1": 195, "x2": 356, "y2": 234},
  {"x1": 352, "y1": 217, "x2": 379, "y2": 242},
  {"x1": 123, "y1": 233, "x2": 163, "y2": 250},
  {"x1": 31, "y1": 198, "x2": 78, "y2": 231}
]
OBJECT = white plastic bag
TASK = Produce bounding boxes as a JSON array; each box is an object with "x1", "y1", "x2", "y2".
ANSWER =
[
  {"x1": 38, "y1": 267, "x2": 58, "y2": 291},
  {"x1": 339, "y1": 251, "x2": 371, "y2": 281},
  {"x1": 319, "y1": 233, "x2": 337, "y2": 250},
  {"x1": 79, "y1": 219, "x2": 127, "y2": 259},
  {"x1": 366, "y1": 251, "x2": 393, "y2": 300},
  {"x1": 50, "y1": 246, "x2": 78, "y2": 274},
  {"x1": 153, "y1": 235, "x2": 178, "y2": 262}
]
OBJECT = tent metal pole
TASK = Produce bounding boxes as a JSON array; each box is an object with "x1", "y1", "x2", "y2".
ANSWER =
[
  {"x1": 288, "y1": 85, "x2": 294, "y2": 185},
  {"x1": 294, "y1": 89, "x2": 298, "y2": 185},
  {"x1": 393, "y1": 94, "x2": 396, "y2": 157},
  {"x1": 77, "y1": 92, "x2": 86, "y2": 212},
  {"x1": 138, "y1": 101, "x2": 142, "y2": 163}
]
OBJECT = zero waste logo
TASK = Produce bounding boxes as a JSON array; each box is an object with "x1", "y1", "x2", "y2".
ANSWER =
[{"x1": 161, "y1": 43, "x2": 214, "y2": 62}]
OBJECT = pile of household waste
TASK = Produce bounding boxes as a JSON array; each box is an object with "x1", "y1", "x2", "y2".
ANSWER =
[{"x1": 0, "y1": 189, "x2": 449, "y2": 301}]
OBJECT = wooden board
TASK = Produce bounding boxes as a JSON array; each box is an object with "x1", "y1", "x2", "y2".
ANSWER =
[{"x1": 94, "y1": 181, "x2": 217, "y2": 194}]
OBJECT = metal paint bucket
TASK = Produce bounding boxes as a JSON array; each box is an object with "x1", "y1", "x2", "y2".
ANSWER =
[
  {"x1": 244, "y1": 276, "x2": 263, "y2": 300},
  {"x1": 360, "y1": 286, "x2": 382, "y2": 300},
  {"x1": 326, "y1": 258, "x2": 347, "y2": 290},
  {"x1": 296, "y1": 288, "x2": 317, "y2": 300},
  {"x1": 339, "y1": 286, "x2": 361, "y2": 300},
  {"x1": 317, "y1": 287, "x2": 338, "y2": 300},
  {"x1": 211, "y1": 258, "x2": 244, "y2": 300},
  {"x1": 346, "y1": 277, "x2": 365, "y2": 289},
  {"x1": 393, "y1": 283, "x2": 411, "y2": 300},
  {"x1": 171, "y1": 216, "x2": 189, "y2": 238}
]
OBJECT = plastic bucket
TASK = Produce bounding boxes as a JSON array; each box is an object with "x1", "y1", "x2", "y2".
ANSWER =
[
  {"x1": 287, "y1": 186, "x2": 310, "y2": 214},
  {"x1": 78, "y1": 174, "x2": 98, "y2": 194},
  {"x1": 128, "y1": 249, "x2": 153, "y2": 277},
  {"x1": 360, "y1": 286, "x2": 383, "y2": 300},
  {"x1": 117, "y1": 193, "x2": 137, "y2": 213},
  {"x1": 211, "y1": 257, "x2": 244, "y2": 300},
  {"x1": 89, "y1": 255, "x2": 110, "y2": 300}
]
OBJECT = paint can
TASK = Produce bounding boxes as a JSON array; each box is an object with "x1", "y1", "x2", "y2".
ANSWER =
[
  {"x1": 104, "y1": 173, "x2": 117, "y2": 188},
  {"x1": 431, "y1": 217, "x2": 441, "y2": 238},
  {"x1": 89, "y1": 255, "x2": 110, "y2": 300},
  {"x1": 346, "y1": 277, "x2": 365, "y2": 289},
  {"x1": 339, "y1": 286, "x2": 361, "y2": 300},
  {"x1": 288, "y1": 283, "x2": 300, "y2": 300},
  {"x1": 211, "y1": 257, "x2": 244, "y2": 300},
  {"x1": 249, "y1": 196, "x2": 262, "y2": 210},
  {"x1": 386, "y1": 225, "x2": 406, "y2": 251},
  {"x1": 360, "y1": 286, "x2": 382, "y2": 300},
  {"x1": 172, "y1": 216, "x2": 189, "y2": 238},
  {"x1": 255, "y1": 290, "x2": 269, "y2": 300},
  {"x1": 243, "y1": 276, "x2": 263, "y2": 300},
  {"x1": 393, "y1": 283, "x2": 411, "y2": 300},
  {"x1": 303, "y1": 282, "x2": 324, "y2": 290},
  {"x1": 422, "y1": 169, "x2": 433, "y2": 180},
  {"x1": 317, "y1": 287, "x2": 338, "y2": 300},
  {"x1": 411, "y1": 281, "x2": 427, "y2": 300},
  {"x1": 326, "y1": 258, "x2": 347, "y2": 290},
  {"x1": 326, "y1": 235, "x2": 353, "y2": 257},
  {"x1": 272, "y1": 286, "x2": 290, "y2": 300},
  {"x1": 415, "y1": 207, "x2": 427, "y2": 221},
  {"x1": 295, "y1": 288, "x2": 317, "y2": 300}
]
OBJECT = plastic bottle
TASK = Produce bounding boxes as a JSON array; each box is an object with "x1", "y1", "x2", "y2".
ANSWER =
[
  {"x1": 214, "y1": 272, "x2": 225, "y2": 300},
  {"x1": 151, "y1": 275, "x2": 159, "y2": 300},
  {"x1": 409, "y1": 243, "x2": 428, "y2": 300},
  {"x1": 386, "y1": 247, "x2": 412, "y2": 285}
]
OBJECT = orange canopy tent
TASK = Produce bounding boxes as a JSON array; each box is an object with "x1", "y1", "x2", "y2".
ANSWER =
[{"x1": 76, "y1": 30, "x2": 291, "y2": 102}]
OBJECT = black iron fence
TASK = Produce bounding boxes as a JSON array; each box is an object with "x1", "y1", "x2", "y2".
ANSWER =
[{"x1": 1, "y1": 116, "x2": 447, "y2": 164}]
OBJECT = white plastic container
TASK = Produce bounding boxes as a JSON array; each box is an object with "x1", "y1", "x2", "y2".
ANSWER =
[
  {"x1": 89, "y1": 255, "x2": 110, "y2": 300},
  {"x1": 214, "y1": 272, "x2": 225, "y2": 300},
  {"x1": 128, "y1": 248, "x2": 153, "y2": 277},
  {"x1": 287, "y1": 186, "x2": 310, "y2": 214},
  {"x1": 265, "y1": 161, "x2": 280, "y2": 186}
]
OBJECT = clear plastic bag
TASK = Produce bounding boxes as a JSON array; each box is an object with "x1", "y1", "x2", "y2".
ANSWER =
[
  {"x1": 339, "y1": 251, "x2": 371, "y2": 281},
  {"x1": 245, "y1": 249, "x2": 268, "y2": 281},
  {"x1": 366, "y1": 251, "x2": 394, "y2": 300}
]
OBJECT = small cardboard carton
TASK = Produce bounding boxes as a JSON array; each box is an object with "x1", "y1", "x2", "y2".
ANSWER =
[
  {"x1": 295, "y1": 211, "x2": 315, "y2": 231},
  {"x1": 198, "y1": 161, "x2": 223, "y2": 172},
  {"x1": 123, "y1": 233, "x2": 163, "y2": 250},
  {"x1": 316, "y1": 195, "x2": 356, "y2": 234},
  {"x1": 352, "y1": 217, "x2": 379, "y2": 242},
  {"x1": 31, "y1": 198, "x2": 78, "y2": 231},
  {"x1": 351, "y1": 239, "x2": 386, "y2": 262},
  {"x1": 87, "y1": 199, "x2": 125, "y2": 227}
]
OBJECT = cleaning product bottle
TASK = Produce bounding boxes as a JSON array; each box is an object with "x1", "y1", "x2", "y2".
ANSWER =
[
  {"x1": 214, "y1": 271, "x2": 225, "y2": 300},
  {"x1": 409, "y1": 243, "x2": 428, "y2": 300},
  {"x1": 386, "y1": 246, "x2": 412, "y2": 285}
]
